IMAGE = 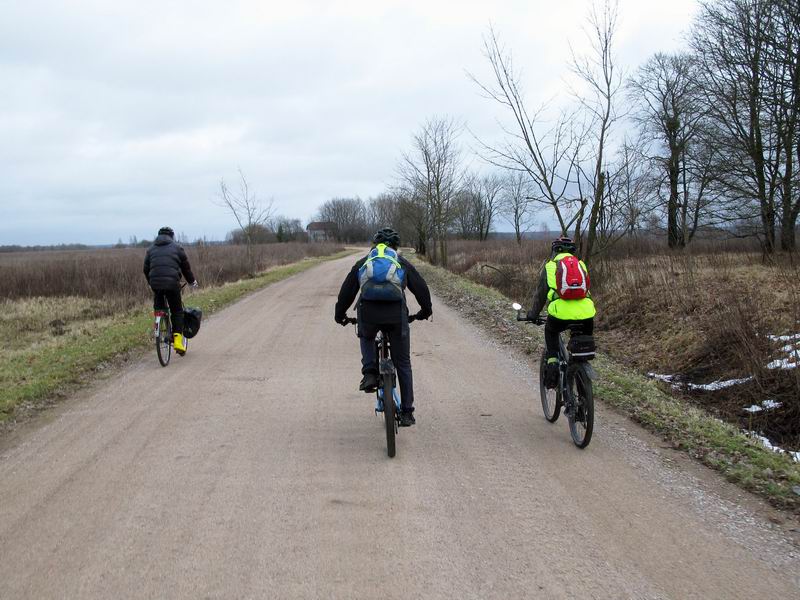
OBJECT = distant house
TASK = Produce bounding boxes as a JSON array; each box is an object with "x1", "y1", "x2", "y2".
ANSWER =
[{"x1": 306, "y1": 221, "x2": 337, "y2": 242}]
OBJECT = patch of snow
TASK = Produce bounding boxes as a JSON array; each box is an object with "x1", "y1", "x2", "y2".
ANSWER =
[
  {"x1": 744, "y1": 430, "x2": 800, "y2": 463},
  {"x1": 647, "y1": 372, "x2": 676, "y2": 383},
  {"x1": 767, "y1": 333, "x2": 800, "y2": 342},
  {"x1": 742, "y1": 399, "x2": 783, "y2": 413},
  {"x1": 686, "y1": 376, "x2": 753, "y2": 391},
  {"x1": 766, "y1": 358, "x2": 798, "y2": 370}
]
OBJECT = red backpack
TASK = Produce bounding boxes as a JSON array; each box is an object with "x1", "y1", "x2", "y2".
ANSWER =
[{"x1": 554, "y1": 255, "x2": 590, "y2": 300}]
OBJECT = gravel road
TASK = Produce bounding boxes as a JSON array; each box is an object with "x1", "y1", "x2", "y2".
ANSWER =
[{"x1": 0, "y1": 253, "x2": 798, "y2": 599}]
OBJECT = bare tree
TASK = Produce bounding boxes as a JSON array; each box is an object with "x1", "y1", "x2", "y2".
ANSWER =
[
  {"x1": 452, "y1": 184, "x2": 480, "y2": 239},
  {"x1": 501, "y1": 171, "x2": 535, "y2": 244},
  {"x1": 628, "y1": 52, "x2": 712, "y2": 247},
  {"x1": 571, "y1": 0, "x2": 625, "y2": 256},
  {"x1": 218, "y1": 169, "x2": 275, "y2": 275},
  {"x1": 770, "y1": 0, "x2": 800, "y2": 250},
  {"x1": 317, "y1": 197, "x2": 368, "y2": 243},
  {"x1": 398, "y1": 117, "x2": 464, "y2": 266},
  {"x1": 690, "y1": 0, "x2": 785, "y2": 252},
  {"x1": 469, "y1": 27, "x2": 586, "y2": 238}
]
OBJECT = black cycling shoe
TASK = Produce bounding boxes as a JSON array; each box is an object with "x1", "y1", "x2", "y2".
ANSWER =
[
  {"x1": 359, "y1": 373, "x2": 378, "y2": 393},
  {"x1": 399, "y1": 412, "x2": 416, "y2": 427},
  {"x1": 544, "y1": 363, "x2": 559, "y2": 389}
]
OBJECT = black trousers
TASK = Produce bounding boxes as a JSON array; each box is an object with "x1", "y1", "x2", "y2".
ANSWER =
[
  {"x1": 358, "y1": 321, "x2": 415, "y2": 413},
  {"x1": 153, "y1": 289, "x2": 184, "y2": 334},
  {"x1": 544, "y1": 315, "x2": 594, "y2": 360}
]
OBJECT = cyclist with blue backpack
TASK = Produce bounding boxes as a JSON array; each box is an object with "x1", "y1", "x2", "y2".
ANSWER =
[
  {"x1": 334, "y1": 228, "x2": 432, "y2": 427},
  {"x1": 527, "y1": 237, "x2": 596, "y2": 389}
]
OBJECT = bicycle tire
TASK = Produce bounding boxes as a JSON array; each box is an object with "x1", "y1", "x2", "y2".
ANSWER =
[
  {"x1": 539, "y1": 351, "x2": 561, "y2": 423},
  {"x1": 567, "y1": 365, "x2": 594, "y2": 448},
  {"x1": 383, "y1": 373, "x2": 396, "y2": 458},
  {"x1": 156, "y1": 317, "x2": 171, "y2": 367}
]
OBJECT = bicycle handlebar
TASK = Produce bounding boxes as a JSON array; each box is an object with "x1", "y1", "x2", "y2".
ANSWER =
[
  {"x1": 341, "y1": 314, "x2": 420, "y2": 326},
  {"x1": 516, "y1": 312, "x2": 547, "y2": 326}
]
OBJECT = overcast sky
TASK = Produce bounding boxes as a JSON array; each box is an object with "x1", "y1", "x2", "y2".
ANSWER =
[{"x1": 0, "y1": 0, "x2": 698, "y2": 245}]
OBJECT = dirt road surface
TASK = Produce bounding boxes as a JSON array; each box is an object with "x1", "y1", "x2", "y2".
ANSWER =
[{"x1": 1, "y1": 254, "x2": 798, "y2": 599}]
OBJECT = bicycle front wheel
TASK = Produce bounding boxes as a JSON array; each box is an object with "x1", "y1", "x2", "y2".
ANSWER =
[
  {"x1": 382, "y1": 373, "x2": 396, "y2": 458},
  {"x1": 539, "y1": 352, "x2": 561, "y2": 423},
  {"x1": 567, "y1": 365, "x2": 594, "y2": 448},
  {"x1": 156, "y1": 317, "x2": 171, "y2": 367}
]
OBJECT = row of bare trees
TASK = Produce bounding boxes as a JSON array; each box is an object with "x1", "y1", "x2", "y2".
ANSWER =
[
  {"x1": 473, "y1": 0, "x2": 800, "y2": 254},
  {"x1": 311, "y1": 0, "x2": 799, "y2": 261},
  {"x1": 313, "y1": 120, "x2": 541, "y2": 265}
]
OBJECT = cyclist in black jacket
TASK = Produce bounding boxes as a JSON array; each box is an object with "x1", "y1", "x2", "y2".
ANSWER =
[
  {"x1": 143, "y1": 227, "x2": 198, "y2": 354},
  {"x1": 334, "y1": 228, "x2": 432, "y2": 426}
]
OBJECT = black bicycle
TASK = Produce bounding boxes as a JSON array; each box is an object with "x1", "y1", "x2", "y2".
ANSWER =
[
  {"x1": 513, "y1": 303, "x2": 596, "y2": 448},
  {"x1": 344, "y1": 315, "x2": 416, "y2": 458},
  {"x1": 153, "y1": 283, "x2": 189, "y2": 367}
]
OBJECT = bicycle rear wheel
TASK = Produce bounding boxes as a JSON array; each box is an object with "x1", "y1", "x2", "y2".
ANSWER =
[
  {"x1": 382, "y1": 373, "x2": 396, "y2": 458},
  {"x1": 539, "y1": 352, "x2": 561, "y2": 422},
  {"x1": 156, "y1": 317, "x2": 171, "y2": 367},
  {"x1": 567, "y1": 365, "x2": 594, "y2": 448}
]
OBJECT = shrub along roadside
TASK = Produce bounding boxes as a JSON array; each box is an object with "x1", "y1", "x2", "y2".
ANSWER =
[
  {"x1": 0, "y1": 251, "x2": 355, "y2": 423},
  {"x1": 413, "y1": 258, "x2": 800, "y2": 512}
]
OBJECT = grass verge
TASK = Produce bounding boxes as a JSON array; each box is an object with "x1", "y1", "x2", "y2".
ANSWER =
[
  {"x1": 0, "y1": 250, "x2": 354, "y2": 422},
  {"x1": 414, "y1": 258, "x2": 800, "y2": 512}
]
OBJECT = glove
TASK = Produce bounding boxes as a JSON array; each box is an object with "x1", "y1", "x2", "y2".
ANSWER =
[
  {"x1": 335, "y1": 314, "x2": 348, "y2": 326},
  {"x1": 415, "y1": 310, "x2": 431, "y2": 321},
  {"x1": 191, "y1": 280, "x2": 199, "y2": 289},
  {"x1": 526, "y1": 311, "x2": 537, "y2": 322}
]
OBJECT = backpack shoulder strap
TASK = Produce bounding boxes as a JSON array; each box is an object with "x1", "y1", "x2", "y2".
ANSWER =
[{"x1": 364, "y1": 244, "x2": 402, "y2": 268}]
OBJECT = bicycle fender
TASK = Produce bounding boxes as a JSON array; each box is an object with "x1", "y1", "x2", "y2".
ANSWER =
[{"x1": 580, "y1": 363, "x2": 598, "y2": 380}]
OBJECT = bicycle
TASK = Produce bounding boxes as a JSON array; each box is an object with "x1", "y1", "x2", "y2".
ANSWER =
[
  {"x1": 343, "y1": 315, "x2": 417, "y2": 458},
  {"x1": 153, "y1": 283, "x2": 188, "y2": 367},
  {"x1": 512, "y1": 303, "x2": 596, "y2": 448}
]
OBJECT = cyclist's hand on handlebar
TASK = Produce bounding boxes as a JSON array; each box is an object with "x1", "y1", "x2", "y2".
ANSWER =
[{"x1": 413, "y1": 310, "x2": 431, "y2": 322}]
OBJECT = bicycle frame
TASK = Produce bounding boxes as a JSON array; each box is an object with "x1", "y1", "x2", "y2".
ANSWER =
[{"x1": 375, "y1": 330, "x2": 401, "y2": 414}]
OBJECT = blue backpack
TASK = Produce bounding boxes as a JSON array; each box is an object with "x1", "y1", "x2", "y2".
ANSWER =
[{"x1": 358, "y1": 244, "x2": 406, "y2": 301}]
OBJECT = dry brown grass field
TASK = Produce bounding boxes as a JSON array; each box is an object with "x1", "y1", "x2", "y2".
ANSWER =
[
  {"x1": 0, "y1": 242, "x2": 342, "y2": 308},
  {"x1": 445, "y1": 238, "x2": 800, "y2": 449},
  {"x1": 0, "y1": 241, "x2": 342, "y2": 366}
]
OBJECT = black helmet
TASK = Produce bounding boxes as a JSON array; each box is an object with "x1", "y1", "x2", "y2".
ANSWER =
[
  {"x1": 372, "y1": 227, "x2": 400, "y2": 249},
  {"x1": 552, "y1": 236, "x2": 576, "y2": 254},
  {"x1": 158, "y1": 226, "x2": 175, "y2": 238}
]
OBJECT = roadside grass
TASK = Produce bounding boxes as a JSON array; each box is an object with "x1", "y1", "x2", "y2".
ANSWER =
[
  {"x1": 447, "y1": 239, "x2": 800, "y2": 451},
  {"x1": 414, "y1": 258, "x2": 800, "y2": 512},
  {"x1": 0, "y1": 250, "x2": 354, "y2": 422}
]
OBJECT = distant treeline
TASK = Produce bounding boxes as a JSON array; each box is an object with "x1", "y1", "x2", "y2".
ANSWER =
[{"x1": 0, "y1": 244, "x2": 94, "y2": 253}]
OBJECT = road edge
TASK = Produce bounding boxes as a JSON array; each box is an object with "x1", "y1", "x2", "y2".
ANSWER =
[
  {"x1": 414, "y1": 257, "x2": 800, "y2": 513},
  {"x1": 1, "y1": 250, "x2": 356, "y2": 428}
]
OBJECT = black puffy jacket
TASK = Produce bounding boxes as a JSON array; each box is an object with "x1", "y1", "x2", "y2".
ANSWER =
[{"x1": 143, "y1": 235, "x2": 196, "y2": 291}]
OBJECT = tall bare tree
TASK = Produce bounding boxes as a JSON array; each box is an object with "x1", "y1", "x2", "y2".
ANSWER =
[
  {"x1": 470, "y1": 27, "x2": 586, "y2": 238},
  {"x1": 317, "y1": 197, "x2": 368, "y2": 243},
  {"x1": 218, "y1": 169, "x2": 275, "y2": 275},
  {"x1": 398, "y1": 117, "x2": 463, "y2": 266},
  {"x1": 628, "y1": 52, "x2": 712, "y2": 247},
  {"x1": 501, "y1": 171, "x2": 535, "y2": 244},
  {"x1": 571, "y1": 0, "x2": 624, "y2": 256},
  {"x1": 691, "y1": 0, "x2": 785, "y2": 252}
]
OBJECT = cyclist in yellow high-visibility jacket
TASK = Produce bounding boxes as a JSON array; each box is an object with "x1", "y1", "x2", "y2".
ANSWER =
[{"x1": 527, "y1": 237, "x2": 596, "y2": 388}]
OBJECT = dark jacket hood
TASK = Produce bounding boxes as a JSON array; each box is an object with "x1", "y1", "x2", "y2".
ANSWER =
[{"x1": 154, "y1": 234, "x2": 174, "y2": 246}]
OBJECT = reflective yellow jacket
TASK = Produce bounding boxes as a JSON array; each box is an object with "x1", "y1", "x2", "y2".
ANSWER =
[{"x1": 530, "y1": 252, "x2": 596, "y2": 321}]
